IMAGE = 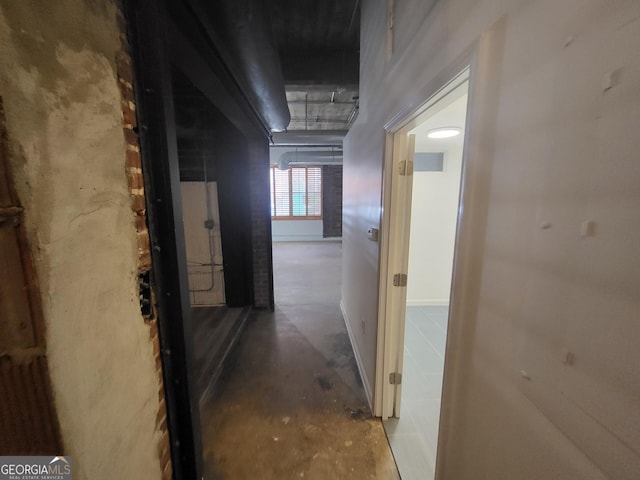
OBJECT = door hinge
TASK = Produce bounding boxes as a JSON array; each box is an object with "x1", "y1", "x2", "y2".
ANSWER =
[
  {"x1": 392, "y1": 273, "x2": 407, "y2": 287},
  {"x1": 389, "y1": 372, "x2": 402, "y2": 385},
  {"x1": 398, "y1": 159, "x2": 413, "y2": 176}
]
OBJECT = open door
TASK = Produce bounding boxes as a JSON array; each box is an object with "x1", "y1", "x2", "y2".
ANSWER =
[
  {"x1": 379, "y1": 132, "x2": 416, "y2": 418},
  {"x1": 377, "y1": 69, "x2": 471, "y2": 479},
  {"x1": 378, "y1": 69, "x2": 470, "y2": 420}
]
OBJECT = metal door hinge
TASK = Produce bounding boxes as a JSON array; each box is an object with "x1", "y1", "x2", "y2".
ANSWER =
[
  {"x1": 392, "y1": 273, "x2": 407, "y2": 287},
  {"x1": 389, "y1": 372, "x2": 402, "y2": 385},
  {"x1": 398, "y1": 160, "x2": 413, "y2": 176}
]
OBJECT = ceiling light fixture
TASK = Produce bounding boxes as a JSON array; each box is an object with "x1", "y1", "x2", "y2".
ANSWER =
[{"x1": 427, "y1": 127, "x2": 461, "y2": 139}]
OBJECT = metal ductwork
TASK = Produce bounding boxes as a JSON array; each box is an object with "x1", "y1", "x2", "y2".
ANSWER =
[
  {"x1": 271, "y1": 130, "x2": 347, "y2": 147},
  {"x1": 277, "y1": 150, "x2": 343, "y2": 170},
  {"x1": 194, "y1": 0, "x2": 291, "y2": 134}
]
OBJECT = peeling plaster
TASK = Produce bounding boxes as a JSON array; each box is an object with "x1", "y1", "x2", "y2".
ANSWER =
[{"x1": 0, "y1": 1, "x2": 163, "y2": 478}]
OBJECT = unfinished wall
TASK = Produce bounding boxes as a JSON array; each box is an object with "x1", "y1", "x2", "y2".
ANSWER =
[
  {"x1": 344, "y1": 0, "x2": 640, "y2": 478},
  {"x1": 0, "y1": 1, "x2": 165, "y2": 478}
]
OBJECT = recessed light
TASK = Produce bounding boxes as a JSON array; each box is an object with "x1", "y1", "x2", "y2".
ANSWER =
[{"x1": 427, "y1": 127, "x2": 461, "y2": 139}]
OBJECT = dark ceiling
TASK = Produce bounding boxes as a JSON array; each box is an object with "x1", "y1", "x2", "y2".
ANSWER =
[
  {"x1": 269, "y1": 0, "x2": 360, "y2": 86},
  {"x1": 172, "y1": 0, "x2": 361, "y2": 141},
  {"x1": 269, "y1": 0, "x2": 361, "y2": 132}
]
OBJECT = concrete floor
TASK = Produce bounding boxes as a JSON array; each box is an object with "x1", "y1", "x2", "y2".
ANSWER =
[{"x1": 200, "y1": 241, "x2": 399, "y2": 479}]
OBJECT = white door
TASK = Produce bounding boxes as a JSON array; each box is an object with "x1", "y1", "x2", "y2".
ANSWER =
[
  {"x1": 377, "y1": 68, "x2": 471, "y2": 419},
  {"x1": 180, "y1": 181, "x2": 225, "y2": 306},
  {"x1": 380, "y1": 132, "x2": 416, "y2": 418}
]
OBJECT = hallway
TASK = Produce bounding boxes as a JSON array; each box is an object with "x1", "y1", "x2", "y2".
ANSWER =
[{"x1": 200, "y1": 242, "x2": 399, "y2": 479}]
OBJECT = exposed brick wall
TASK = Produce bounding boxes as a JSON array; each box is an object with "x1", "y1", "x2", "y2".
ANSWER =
[
  {"x1": 322, "y1": 165, "x2": 343, "y2": 238},
  {"x1": 248, "y1": 142, "x2": 273, "y2": 309},
  {"x1": 115, "y1": 5, "x2": 172, "y2": 479}
]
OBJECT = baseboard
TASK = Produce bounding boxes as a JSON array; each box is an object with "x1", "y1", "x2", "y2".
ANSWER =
[
  {"x1": 340, "y1": 300, "x2": 373, "y2": 410},
  {"x1": 272, "y1": 236, "x2": 342, "y2": 242},
  {"x1": 405, "y1": 299, "x2": 449, "y2": 307}
]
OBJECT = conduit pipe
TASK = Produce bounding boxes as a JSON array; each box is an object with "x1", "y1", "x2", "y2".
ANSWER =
[
  {"x1": 193, "y1": 0, "x2": 291, "y2": 133},
  {"x1": 277, "y1": 150, "x2": 344, "y2": 170}
]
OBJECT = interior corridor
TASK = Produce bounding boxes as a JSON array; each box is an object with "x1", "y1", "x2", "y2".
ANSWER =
[{"x1": 199, "y1": 242, "x2": 399, "y2": 479}]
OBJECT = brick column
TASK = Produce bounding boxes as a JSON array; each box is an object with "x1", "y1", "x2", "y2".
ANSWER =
[
  {"x1": 322, "y1": 165, "x2": 343, "y2": 238},
  {"x1": 247, "y1": 141, "x2": 274, "y2": 309}
]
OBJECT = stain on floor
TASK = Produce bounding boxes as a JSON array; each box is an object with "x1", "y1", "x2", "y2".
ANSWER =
[{"x1": 199, "y1": 242, "x2": 399, "y2": 479}]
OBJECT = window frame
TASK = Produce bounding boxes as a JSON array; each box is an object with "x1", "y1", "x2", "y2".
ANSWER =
[{"x1": 270, "y1": 166, "x2": 322, "y2": 220}]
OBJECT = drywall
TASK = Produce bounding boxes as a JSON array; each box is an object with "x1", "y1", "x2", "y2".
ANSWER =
[
  {"x1": 344, "y1": 0, "x2": 640, "y2": 478},
  {"x1": 406, "y1": 145, "x2": 463, "y2": 305},
  {"x1": 272, "y1": 219, "x2": 323, "y2": 242},
  {"x1": 0, "y1": 1, "x2": 163, "y2": 479}
]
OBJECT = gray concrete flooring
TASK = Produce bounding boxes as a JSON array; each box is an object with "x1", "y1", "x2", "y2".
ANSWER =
[{"x1": 200, "y1": 241, "x2": 399, "y2": 479}]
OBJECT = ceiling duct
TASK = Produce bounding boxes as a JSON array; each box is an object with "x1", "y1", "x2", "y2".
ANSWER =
[
  {"x1": 278, "y1": 150, "x2": 343, "y2": 170},
  {"x1": 192, "y1": 0, "x2": 291, "y2": 133},
  {"x1": 270, "y1": 130, "x2": 347, "y2": 147}
]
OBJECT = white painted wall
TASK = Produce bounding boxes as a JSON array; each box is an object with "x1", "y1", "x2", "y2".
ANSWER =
[
  {"x1": 407, "y1": 146, "x2": 463, "y2": 305},
  {"x1": 271, "y1": 219, "x2": 324, "y2": 242},
  {"x1": 0, "y1": 2, "x2": 163, "y2": 478},
  {"x1": 343, "y1": 0, "x2": 640, "y2": 478}
]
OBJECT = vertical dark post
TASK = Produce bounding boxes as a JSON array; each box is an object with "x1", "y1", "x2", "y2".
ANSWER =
[
  {"x1": 247, "y1": 141, "x2": 275, "y2": 310},
  {"x1": 124, "y1": 1, "x2": 203, "y2": 478}
]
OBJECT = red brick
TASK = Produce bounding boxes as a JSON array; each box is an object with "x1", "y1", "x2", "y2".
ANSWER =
[
  {"x1": 128, "y1": 171, "x2": 144, "y2": 190},
  {"x1": 131, "y1": 194, "x2": 145, "y2": 212},
  {"x1": 156, "y1": 398, "x2": 167, "y2": 424},
  {"x1": 134, "y1": 214, "x2": 147, "y2": 231},
  {"x1": 162, "y1": 460, "x2": 172, "y2": 480},
  {"x1": 155, "y1": 352, "x2": 163, "y2": 372},
  {"x1": 148, "y1": 318, "x2": 158, "y2": 338},
  {"x1": 137, "y1": 232, "x2": 150, "y2": 257},
  {"x1": 116, "y1": 54, "x2": 133, "y2": 84},
  {"x1": 139, "y1": 251, "x2": 152, "y2": 273},
  {"x1": 125, "y1": 148, "x2": 141, "y2": 169},
  {"x1": 123, "y1": 127, "x2": 138, "y2": 147},
  {"x1": 122, "y1": 106, "x2": 136, "y2": 127}
]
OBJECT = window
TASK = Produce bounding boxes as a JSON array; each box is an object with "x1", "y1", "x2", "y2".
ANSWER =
[{"x1": 270, "y1": 166, "x2": 322, "y2": 219}]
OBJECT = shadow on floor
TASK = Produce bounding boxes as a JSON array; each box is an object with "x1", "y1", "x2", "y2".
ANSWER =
[{"x1": 199, "y1": 242, "x2": 399, "y2": 479}]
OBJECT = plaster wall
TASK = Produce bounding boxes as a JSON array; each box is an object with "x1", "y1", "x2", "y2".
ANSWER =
[
  {"x1": 406, "y1": 145, "x2": 463, "y2": 305},
  {"x1": 343, "y1": 0, "x2": 640, "y2": 478},
  {"x1": 0, "y1": 1, "x2": 163, "y2": 478}
]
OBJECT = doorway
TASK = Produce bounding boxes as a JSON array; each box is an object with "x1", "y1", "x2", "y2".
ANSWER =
[{"x1": 378, "y1": 69, "x2": 470, "y2": 479}]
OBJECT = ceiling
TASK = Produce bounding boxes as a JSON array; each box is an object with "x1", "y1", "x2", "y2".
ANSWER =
[
  {"x1": 269, "y1": 0, "x2": 360, "y2": 135},
  {"x1": 410, "y1": 86, "x2": 469, "y2": 153},
  {"x1": 171, "y1": 0, "x2": 360, "y2": 154},
  {"x1": 269, "y1": 0, "x2": 360, "y2": 85}
]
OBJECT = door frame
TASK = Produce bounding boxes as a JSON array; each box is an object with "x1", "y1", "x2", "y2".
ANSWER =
[
  {"x1": 374, "y1": 56, "x2": 476, "y2": 419},
  {"x1": 125, "y1": 2, "x2": 203, "y2": 478}
]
